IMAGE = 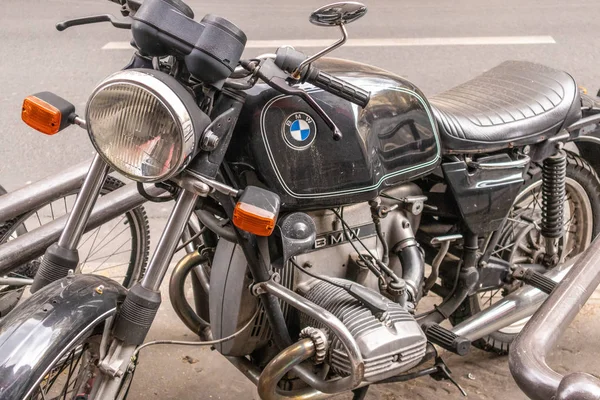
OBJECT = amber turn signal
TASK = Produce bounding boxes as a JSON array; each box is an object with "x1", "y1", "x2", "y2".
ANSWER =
[
  {"x1": 22, "y1": 96, "x2": 62, "y2": 135},
  {"x1": 233, "y1": 203, "x2": 277, "y2": 236},
  {"x1": 232, "y1": 186, "x2": 281, "y2": 236}
]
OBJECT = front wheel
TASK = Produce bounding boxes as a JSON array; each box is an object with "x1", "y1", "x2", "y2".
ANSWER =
[
  {"x1": 0, "y1": 275, "x2": 126, "y2": 399},
  {"x1": 450, "y1": 151, "x2": 600, "y2": 354}
]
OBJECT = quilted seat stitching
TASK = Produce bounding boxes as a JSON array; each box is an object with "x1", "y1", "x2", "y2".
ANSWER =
[{"x1": 434, "y1": 90, "x2": 526, "y2": 124}]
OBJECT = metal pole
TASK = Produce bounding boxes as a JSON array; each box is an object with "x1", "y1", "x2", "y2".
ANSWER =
[
  {"x1": 140, "y1": 189, "x2": 200, "y2": 291},
  {"x1": 509, "y1": 237, "x2": 600, "y2": 400},
  {"x1": 57, "y1": 154, "x2": 109, "y2": 249},
  {"x1": 0, "y1": 159, "x2": 92, "y2": 222},
  {"x1": 0, "y1": 183, "x2": 165, "y2": 274}
]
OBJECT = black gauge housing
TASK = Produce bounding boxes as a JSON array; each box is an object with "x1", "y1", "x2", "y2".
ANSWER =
[{"x1": 131, "y1": 0, "x2": 246, "y2": 88}]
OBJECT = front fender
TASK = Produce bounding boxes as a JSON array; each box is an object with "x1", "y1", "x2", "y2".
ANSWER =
[{"x1": 0, "y1": 274, "x2": 126, "y2": 399}]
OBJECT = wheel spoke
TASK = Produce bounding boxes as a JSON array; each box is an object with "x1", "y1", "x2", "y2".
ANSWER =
[
  {"x1": 84, "y1": 249, "x2": 133, "y2": 264},
  {"x1": 80, "y1": 227, "x2": 102, "y2": 271},
  {"x1": 84, "y1": 216, "x2": 127, "y2": 258},
  {"x1": 86, "y1": 225, "x2": 130, "y2": 260}
]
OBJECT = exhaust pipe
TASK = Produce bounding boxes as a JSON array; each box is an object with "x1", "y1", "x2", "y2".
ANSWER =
[
  {"x1": 449, "y1": 257, "x2": 575, "y2": 341},
  {"x1": 257, "y1": 338, "x2": 331, "y2": 400},
  {"x1": 255, "y1": 280, "x2": 364, "y2": 393},
  {"x1": 169, "y1": 249, "x2": 212, "y2": 340}
]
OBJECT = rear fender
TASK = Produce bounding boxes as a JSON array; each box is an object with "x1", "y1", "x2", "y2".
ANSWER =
[{"x1": 0, "y1": 274, "x2": 126, "y2": 399}]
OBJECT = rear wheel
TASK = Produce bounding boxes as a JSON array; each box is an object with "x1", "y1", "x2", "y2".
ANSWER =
[
  {"x1": 0, "y1": 176, "x2": 150, "y2": 316},
  {"x1": 451, "y1": 152, "x2": 600, "y2": 354}
]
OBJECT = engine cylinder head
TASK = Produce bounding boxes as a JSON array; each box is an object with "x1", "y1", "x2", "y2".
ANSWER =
[{"x1": 300, "y1": 279, "x2": 427, "y2": 382}]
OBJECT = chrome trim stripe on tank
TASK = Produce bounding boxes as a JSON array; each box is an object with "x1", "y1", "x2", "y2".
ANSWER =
[{"x1": 259, "y1": 85, "x2": 441, "y2": 199}]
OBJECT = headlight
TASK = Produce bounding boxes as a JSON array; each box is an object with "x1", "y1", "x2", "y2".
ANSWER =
[{"x1": 86, "y1": 69, "x2": 210, "y2": 182}]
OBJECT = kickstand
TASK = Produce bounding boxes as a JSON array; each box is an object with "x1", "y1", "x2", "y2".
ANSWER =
[
  {"x1": 430, "y1": 356, "x2": 467, "y2": 397},
  {"x1": 352, "y1": 386, "x2": 370, "y2": 400}
]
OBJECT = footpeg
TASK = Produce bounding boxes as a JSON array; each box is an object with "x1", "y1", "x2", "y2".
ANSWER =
[
  {"x1": 512, "y1": 266, "x2": 557, "y2": 294},
  {"x1": 422, "y1": 323, "x2": 470, "y2": 356}
]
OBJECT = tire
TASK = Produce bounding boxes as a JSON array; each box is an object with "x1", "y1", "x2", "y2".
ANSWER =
[
  {"x1": 450, "y1": 151, "x2": 600, "y2": 354},
  {"x1": 0, "y1": 176, "x2": 150, "y2": 317}
]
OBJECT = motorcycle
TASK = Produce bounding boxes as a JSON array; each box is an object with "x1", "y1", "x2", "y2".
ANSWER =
[{"x1": 1, "y1": 0, "x2": 600, "y2": 399}]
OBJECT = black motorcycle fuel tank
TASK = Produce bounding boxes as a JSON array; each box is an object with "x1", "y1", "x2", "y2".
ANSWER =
[{"x1": 229, "y1": 58, "x2": 441, "y2": 209}]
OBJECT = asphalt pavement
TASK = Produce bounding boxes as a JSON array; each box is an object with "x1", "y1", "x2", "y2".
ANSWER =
[{"x1": 1, "y1": 0, "x2": 600, "y2": 399}]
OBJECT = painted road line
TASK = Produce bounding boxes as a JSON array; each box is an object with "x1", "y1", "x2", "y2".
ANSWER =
[{"x1": 102, "y1": 35, "x2": 556, "y2": 50}]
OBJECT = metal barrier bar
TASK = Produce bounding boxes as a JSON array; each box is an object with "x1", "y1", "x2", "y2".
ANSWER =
[
  {"x1": 509, "y1": 237, "x2": 600, "y2": 400},
  {"x1": 0, "y1": 183, "x2": 164, "y2": 274},
  {"x1": 0, "y1": 159, "x2": 93, "y2": 222}
]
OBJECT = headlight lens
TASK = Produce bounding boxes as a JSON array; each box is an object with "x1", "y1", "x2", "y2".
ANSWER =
[{"x1": 86, "y1": 70, "x2": 201, "y2": 182}]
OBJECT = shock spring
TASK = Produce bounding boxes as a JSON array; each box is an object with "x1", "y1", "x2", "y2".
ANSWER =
[{"x1": 541, "y1": 150, "x2": 567, "y2": 239}]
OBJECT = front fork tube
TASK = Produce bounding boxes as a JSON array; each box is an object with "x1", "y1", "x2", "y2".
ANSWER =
[
  {"x1": 31, "y1": 154, "x2": 110, "y2": 292},
  {"x1": 93, "y1": 188, "x2": 202, "y2": 399},
  {"x1": 541, "y1": 150, "x2": 567, "y2": 265}
]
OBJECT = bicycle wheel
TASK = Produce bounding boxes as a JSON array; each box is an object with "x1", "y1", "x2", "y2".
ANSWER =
[{"x1": 0, "y1": 175, "x2": 150, "y2": 316}]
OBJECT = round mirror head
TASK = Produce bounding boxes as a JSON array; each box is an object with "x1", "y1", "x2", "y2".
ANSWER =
[{"x1": 309, "y1": 2, "x2": 367, "y2": 27}]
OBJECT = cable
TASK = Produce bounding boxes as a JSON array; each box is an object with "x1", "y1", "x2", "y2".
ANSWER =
[
  {"x1": 131, "y1": 308, "x2": 259, "y2": 359},
  {"x1": 175, "y1": 226, "x2": 207, "y2": 253},
  {"x1": 332, "y1": 208, "x2": 401, "y2": 283},
  {"x1": 329, "y1": 208, "x2": 385, "y2": 283}
]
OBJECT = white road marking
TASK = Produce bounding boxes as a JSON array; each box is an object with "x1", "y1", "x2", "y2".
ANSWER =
[{"x1": 102, "y1": 35, "x2": 556, "y2": 50}]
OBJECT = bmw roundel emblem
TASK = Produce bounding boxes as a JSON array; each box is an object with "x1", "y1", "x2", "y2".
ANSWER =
[{"x1": 282, "y1": 112, "x2": 317, "y2": 150}]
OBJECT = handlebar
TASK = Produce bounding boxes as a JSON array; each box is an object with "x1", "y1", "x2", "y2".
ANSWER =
[
  {"x1": 305, "y1": 67, "x2": 370, "y2": 108},
  {"x1": 274, "y1": 46, "x2": 370, "y2": 108}
]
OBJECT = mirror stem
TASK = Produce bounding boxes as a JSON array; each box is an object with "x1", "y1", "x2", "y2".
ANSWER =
[{"x1": 294, "y1": 24, "x2": 348, "y2": 78}]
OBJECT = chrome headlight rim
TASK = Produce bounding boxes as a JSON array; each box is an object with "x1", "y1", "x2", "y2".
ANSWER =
[{"x1": 85, "y1": 69, "x2": 198, "y2": 183}]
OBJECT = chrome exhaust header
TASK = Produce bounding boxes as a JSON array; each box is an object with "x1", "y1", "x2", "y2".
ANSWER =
[
  {"x1": 257, "y1": 339, "x2": 331, "y2": 400},
  {"x1": 255, "y1": 280, "x2": 364, "y2": 394},
  {"x1": 450, "y1": 257, "x2": 575, "y2": 341},
  {"x1": 169, "y1": 249, "x2": 212, "y2": 340}
]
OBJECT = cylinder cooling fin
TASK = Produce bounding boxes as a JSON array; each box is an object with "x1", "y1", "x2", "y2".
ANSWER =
[{"x1": 300, "y1": 279, "x2": 427, "y2": 382}]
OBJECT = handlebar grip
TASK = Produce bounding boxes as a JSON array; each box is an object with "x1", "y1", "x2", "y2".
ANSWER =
[{"x1": 308, "y1": 68, "x2": 370, "y2": 108}]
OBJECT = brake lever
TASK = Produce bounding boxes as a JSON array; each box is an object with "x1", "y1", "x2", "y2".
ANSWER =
[
  {"x1": 256, "y1": 59, "x2": 342, "y2": 141},
  {"x1": 56, "y1": 14, "x2": 132, "y2": 32}
]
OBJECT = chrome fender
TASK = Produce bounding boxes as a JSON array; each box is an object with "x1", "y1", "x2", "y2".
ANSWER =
[{"x1": 0, "y1": 274, "x2": 126, "y2": 399}]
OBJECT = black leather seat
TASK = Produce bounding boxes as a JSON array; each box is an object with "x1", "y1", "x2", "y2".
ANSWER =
[{"x1": 429, "y1": 61, "x2": 581, "y2": 153}]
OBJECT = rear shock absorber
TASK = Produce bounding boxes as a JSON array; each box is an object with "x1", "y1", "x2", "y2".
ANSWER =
[{"x1": 541, "y1": 149, "x2": 567, "y2": 265}]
